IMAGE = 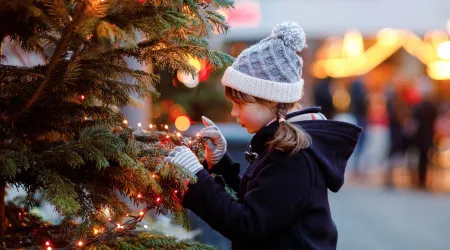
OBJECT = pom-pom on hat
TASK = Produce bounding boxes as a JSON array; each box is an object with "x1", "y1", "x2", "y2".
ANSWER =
[{"x1": 221, "y1": 21, "x2": 306, "y2": 103}]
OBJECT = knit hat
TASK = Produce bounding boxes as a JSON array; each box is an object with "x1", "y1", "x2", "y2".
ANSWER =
[{"x1": 221, "y1": 21, "x2": 306, "y2": 103}]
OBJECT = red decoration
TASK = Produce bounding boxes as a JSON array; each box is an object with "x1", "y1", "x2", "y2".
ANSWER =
[
  {"x1": 79, "y1": 95, "x2": 86, "y2": 101},
  {"x1": 198, "y1": 62, "x2": 212, "y2": 82}
]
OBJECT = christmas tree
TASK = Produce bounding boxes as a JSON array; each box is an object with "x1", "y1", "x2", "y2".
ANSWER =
[{"x1": 0, "y1": 0, "x2": 233, "y2": 248}]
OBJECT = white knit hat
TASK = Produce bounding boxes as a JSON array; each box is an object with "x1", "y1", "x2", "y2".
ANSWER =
[{"x1": 221, "y1": 21, "x2": 306, "y2": 103}]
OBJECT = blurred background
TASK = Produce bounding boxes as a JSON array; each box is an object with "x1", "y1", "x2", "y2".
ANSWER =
[{"x1": 3, "y1": 0, "x2": 450, "y2": 249}]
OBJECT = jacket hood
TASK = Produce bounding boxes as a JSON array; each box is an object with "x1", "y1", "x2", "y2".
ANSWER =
[{"x1": 250, "y1": 107, "x2": 362, "y2": 192}]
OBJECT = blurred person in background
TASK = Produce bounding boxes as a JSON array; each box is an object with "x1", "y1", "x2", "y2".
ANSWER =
[
  {"x1": 412, "y1": 76, "x2": 438, "y2": 189},
  {"x1": 313, "y1": 76, "x2": 335, "y2": 119},
  {"x1": 385, "y1": 75, "x2": 416, "y2": 188},
  {"x1": 349, "y1": 77, "x2": 369, "y2": 176}
]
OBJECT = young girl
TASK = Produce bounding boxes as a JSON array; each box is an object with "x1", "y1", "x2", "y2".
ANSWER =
[{"x1": 164, "y1": 22, "x2": 361, "y2": 250}]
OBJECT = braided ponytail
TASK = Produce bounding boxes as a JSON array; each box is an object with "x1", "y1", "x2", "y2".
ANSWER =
[{"x1": 267, "y1": 103, "x2": 312, "y2": 155}]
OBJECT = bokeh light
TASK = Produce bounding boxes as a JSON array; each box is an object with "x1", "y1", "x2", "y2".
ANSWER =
[{"x1": 175, "y1": 116, "x2": 191, "y2": 131}]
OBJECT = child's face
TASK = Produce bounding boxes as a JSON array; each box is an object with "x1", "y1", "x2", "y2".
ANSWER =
[{"x1": 230, "y1": 101, "x2": 276, "y2": 134}]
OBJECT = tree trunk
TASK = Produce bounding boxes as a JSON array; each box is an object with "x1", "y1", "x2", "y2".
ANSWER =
[
  {"x1": 0, "y1": 181, "x2": 5, "y2": 239},
  {"x1": 0, "y1": 40, "x2": 5, "y2": 240}
]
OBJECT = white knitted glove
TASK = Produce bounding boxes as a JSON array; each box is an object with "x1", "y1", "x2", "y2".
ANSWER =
[
  {"x1": 198, "y1": 116, "x2": 227, "y2": 168},
  {"x1": 164, "y1": 146, "x2": 203, "y2": 175}
]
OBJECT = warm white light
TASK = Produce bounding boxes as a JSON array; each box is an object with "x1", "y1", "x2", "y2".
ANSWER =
[
  {"x1": 343, "y1": 30, "x2": 364, "y2": 57},
  {"x1": 377, "y1": 28, "x2": 399, "y2": 46},
  {"x1": 427, "y1": 61, "x2": 450, "y2": 80},
  {"x1": 188, "y1": 56, "x2": 201, "y2": 72},
  {"x1": 437, "y1": 41, "x2": 450, "y2": 60}
]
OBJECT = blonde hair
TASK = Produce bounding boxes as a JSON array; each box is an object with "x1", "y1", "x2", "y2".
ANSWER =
[{"x1": 225, "y1": 87, "x2": 311, "y2": 155}]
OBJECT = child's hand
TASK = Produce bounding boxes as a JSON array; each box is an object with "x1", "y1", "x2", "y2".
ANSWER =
[
  {"x1": 164, "y1": 146, "x2": 203, "y2": 175},
  {"x1": 198, "y1": 116, "x2": 227, "y2": 168}
]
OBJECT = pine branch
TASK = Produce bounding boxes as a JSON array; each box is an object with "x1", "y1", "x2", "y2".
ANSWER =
[
  {"x1": 0, "y1": 65, "x2": 46, "y2": 80},
  {"x1": 43, "y1": 0, "x2": 71, "y2": 28},
  {"x1": 19, "y1": 1, "x2": 88, "y2": 117},
  {"x1": 212, "y1": 0, "x2": 234, "y2": 8}
]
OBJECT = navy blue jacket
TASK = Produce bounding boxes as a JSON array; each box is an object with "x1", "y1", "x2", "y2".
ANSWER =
[{"x1": 183, "y1": 108, "x2": 361, "y2": 250}]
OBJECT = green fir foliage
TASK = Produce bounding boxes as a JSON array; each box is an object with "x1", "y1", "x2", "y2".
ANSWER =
[{"x1": 0, "y1": 0, "x2": 233, "y2": 248}]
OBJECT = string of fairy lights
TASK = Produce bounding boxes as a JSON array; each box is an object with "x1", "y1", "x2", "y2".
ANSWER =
[{"x1": 34, "y1": 103, "x2": 205, "y2": 249}]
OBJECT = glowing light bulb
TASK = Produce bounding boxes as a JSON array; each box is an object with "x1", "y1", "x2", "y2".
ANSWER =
[
  {"x1": 139, "y1": 211, "x2": 144, "y2": 216},
  {"x1": 123, "y1": 120, "x2": 128, "y2": 125},
  {"x1": 144, "y1": 225, "x2": 148, "y2": 229},
  {"x1": 77, "y1": 241, "x2": 83, "y2": 247},
  {"x1": 138, "y1": 123, "x2": 142, "y2": 128}
]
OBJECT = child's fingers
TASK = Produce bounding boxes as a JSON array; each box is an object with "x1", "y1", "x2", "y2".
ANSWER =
[
  {"x1": 198, "y1": 130, "x2": 220, "y2": 140},
  {"x1": 203, "y1": 139, "x2": 215, "y2": 150},
  {"x1": 164, "y1": 156, "x2": 174, "y2": 162},
  {"x1": 198, "y1": 126, "x2": 218, "y2": 136},
  {"x1": 201, "y1": 116, "x2": 216, "y2": 127},
  {"x1": 173, "y1": 146, "x2": 185, "y2": 152}
]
